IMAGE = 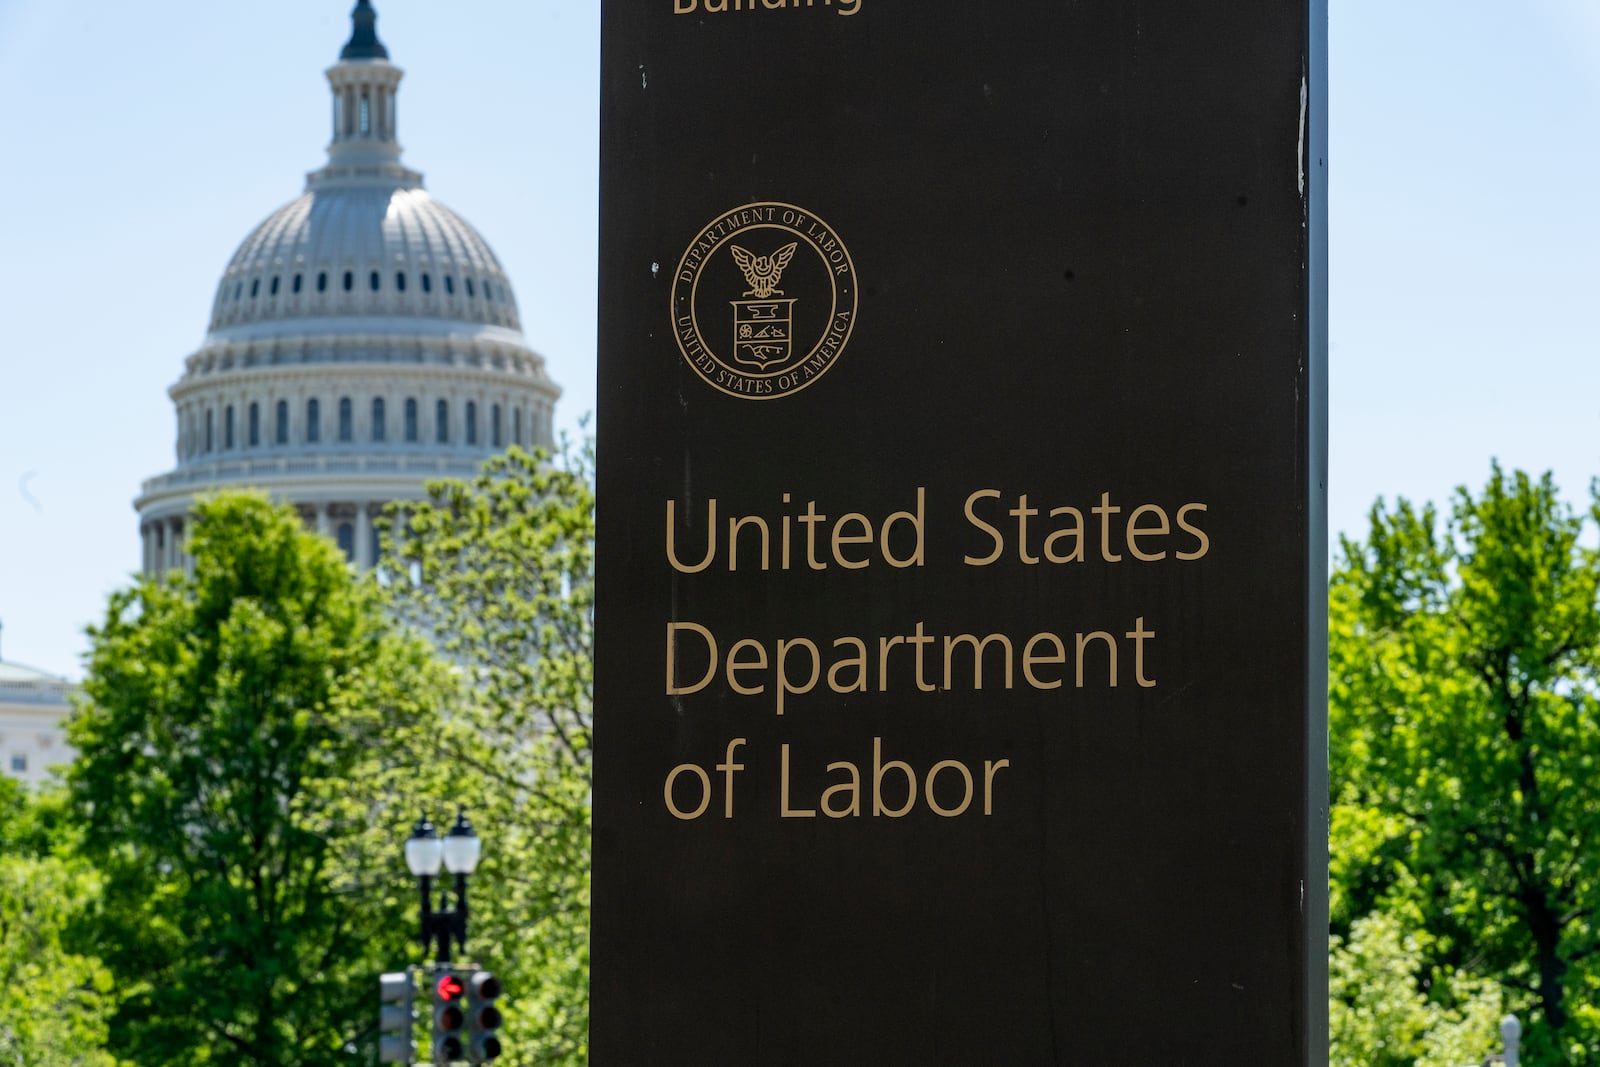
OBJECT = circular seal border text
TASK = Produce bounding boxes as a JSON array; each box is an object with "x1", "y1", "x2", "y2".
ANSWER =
[{"x1": 670, "y1": 201, "x2": 858, "y2": 400}]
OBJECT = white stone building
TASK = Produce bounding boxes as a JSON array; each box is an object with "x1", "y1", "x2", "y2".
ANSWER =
[
  {"x1": 0, "y1": 628, "x2": 75, "y2": 785},
  {"x1": 135, "y1": 0, "x2": 560, "y2": 572}
]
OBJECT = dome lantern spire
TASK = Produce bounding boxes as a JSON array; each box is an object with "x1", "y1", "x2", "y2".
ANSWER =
[
  {"x1": 312, "y1": 0, "x2": 420, "y2": 190},
  {"x1": 340, "y1": 0, "x2": 389, "y2": 61}
]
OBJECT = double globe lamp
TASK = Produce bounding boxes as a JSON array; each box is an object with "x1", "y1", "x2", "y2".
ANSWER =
[{"x1": 405, "y1": 812, "x2": 482, "y2": 963}]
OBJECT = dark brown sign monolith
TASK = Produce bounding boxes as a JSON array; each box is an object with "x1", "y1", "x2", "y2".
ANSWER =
[{"x1": 594, "y1": 2, "x2": 1328, "y2": 1060}]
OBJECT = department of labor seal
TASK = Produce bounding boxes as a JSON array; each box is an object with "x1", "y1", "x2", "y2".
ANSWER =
[{"x1": 671, "y1": 201, "x2": 857, "y2": 400}]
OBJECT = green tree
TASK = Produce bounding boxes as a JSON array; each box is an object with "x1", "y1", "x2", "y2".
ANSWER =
[
  {"x1": 0, "y1": 780, "x2": 118, "y2": 1066},
  {"x1": 1329, "y1": 911, "x2": 1503, "y2": 1067},
  {"x1": 382, "y1": 442, "x2": 593, "y2": 1065},
  {"x1": 1331, "y1": 464, "x2": 1600, "y2": 1062},
  {"x1": 68, "y1": 492, "x2": 451, "y2": 1065}
]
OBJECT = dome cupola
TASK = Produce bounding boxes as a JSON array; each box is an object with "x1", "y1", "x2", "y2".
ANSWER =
[{"x1": 317, "y1": 0, "x2": 412, "y2": 188}]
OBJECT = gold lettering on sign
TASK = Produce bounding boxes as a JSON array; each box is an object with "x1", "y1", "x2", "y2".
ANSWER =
[
  {"x1": 961, "y1": 489, "x2": 1210, "y2": 566},
  {"x1": 779, "y1": 741, "x2": 1008, "y2": 818},
  {"x1": 665, "y1": 490, "x2": 925, "y2": 573},
  {"x1": 674, "y1": 0, "x2": 862, "y2": 16},
  {"x1": 666, "y1": 616, "x2": 1158, "y2": 716}
]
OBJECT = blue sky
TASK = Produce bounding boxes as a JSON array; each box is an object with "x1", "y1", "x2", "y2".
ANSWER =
[{"x1": 0, "y1": 0, "x2": 1596, "y2": 679}]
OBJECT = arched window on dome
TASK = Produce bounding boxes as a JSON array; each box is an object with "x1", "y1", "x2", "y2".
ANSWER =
[
  {"x1": 405, "y1": 398, "x2": 418, "y2": 442},
  {"x1": 269, "y1": 276, "x2": 280, "y2": 296},
  {"x1": 359, "y1": 91, "x2": 371, "y2": 137},
  {"x1": 224, "y1": 405, "x2": 235, "y2": 450},
  {"x1": 396, "y1": 272, "x2": 406, "y2": 292},
  {"x1": 307, "y1": 398, "x2": 321, "y2": 443},
  {"x1": 234, "y1": 282, "x2": 242, "y2": 301},
  {"x1": 484, "y1": 280, "x2": 494, "y2": 301},
  {"x1": 339, "y1": 397, "x2": 353, "y2": 442},
  {"x1": 436, "y1": 399, "x2": 449, "y2": 443},
  {"x1": 292, "y1": 273, "x2": 302, "y2": 294},
  {"x1": 343, "y1": 271, "x2": 354, "y2": 292},
  {"x1": 444, "y1": 276, "x2": 455, "y2": 295},
  {"x1": 206, "y1": 409, "x2": 214, "y2": 453},
  {"x1": 249, "y1": 402, "x2": 260, "y2": 447},
  {"x1": 250, "y1": 279, "x2": 260, "y2": 298},
  {"x1": 317, "y1": 271, "x2": 328, "y2": 293},
  {"x1": 513, "y1": 407, "x2": 522, "y2": 447},
  {"x1": 491, "y1": 404, "x2": 502, "y2": 448},
  {"x1": 466, "y1": 401, "x2": 478, "y2": 446},
  {"x1": 465, "y1": 278, "x2": 476, "y2": 298},
  {"x1": 337, "y1": 522, "x2": 355, "y2": 562},
  {"x1": 372, "y1": 397, "x2": 386, "y2": 442},
  {"x1": 369, "y1": 271, "x2": 380, "y2": 292},
  {"x1": 276, "y1": 400, "x2": 289, "y2": 445},
  {"x1": 421, "y1": 273, "x2": 432, "y2": 293}
]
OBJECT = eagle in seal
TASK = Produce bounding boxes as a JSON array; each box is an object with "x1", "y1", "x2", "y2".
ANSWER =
[{"x1": 729, "y1": 242, "x2": 799, "y2": 298}]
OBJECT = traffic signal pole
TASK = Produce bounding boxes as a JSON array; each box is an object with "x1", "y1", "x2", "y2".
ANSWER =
[
  {"x1": 378, "y1": 970, "x2": 416, "y2": 1064},
  {"x1": 467, "y1": 971, "x2": 503, "y2": 1062},
  {"x1": 431, "y1": 966, "x2": 467, "y2": 1064},
  {"x1": 379, "y1": 964, "x2": 503, "y2": 1063}
]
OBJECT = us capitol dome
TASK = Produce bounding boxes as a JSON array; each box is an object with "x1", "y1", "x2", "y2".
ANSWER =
[{"x1": 135, "y1": 0, "x2": 561, "y2": 574}]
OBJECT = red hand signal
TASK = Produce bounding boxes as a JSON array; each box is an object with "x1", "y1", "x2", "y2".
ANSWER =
[{"x1": 436, "y1": 974, "x2": 464, "y2": 1001}]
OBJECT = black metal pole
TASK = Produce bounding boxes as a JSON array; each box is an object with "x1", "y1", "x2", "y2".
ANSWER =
[
  {"x1": 419, "y1": 873, "x2": 434, "y2": 955},
  {"x1": 454, "y1": 872, "x2": 470, "y2": 957},
  {"x1": 436, "y1": 884, "x2": 453, "y2": 964}
]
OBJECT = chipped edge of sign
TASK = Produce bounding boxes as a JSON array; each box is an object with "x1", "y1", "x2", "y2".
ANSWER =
[{"x1": 1297, "y1": 73, "x2": 1308, "y2": 197}]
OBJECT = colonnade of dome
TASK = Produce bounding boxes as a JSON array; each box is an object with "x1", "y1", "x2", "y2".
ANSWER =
[
  {"x1": 143, "y1": 502, "x2": 391, "y2": 578},
  {"x1": 168, "y1": 365, "x2": 553, "y2": 461}
]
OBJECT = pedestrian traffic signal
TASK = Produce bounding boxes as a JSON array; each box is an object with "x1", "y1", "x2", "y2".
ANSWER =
[
  {"x1": 467, "y1": 970, "x2": 503, "y2": 1061},
  {"x1": 378, "y1": 971, "x2": 414, "y2": 1064},
  {"x1": 433, "y1": 969, "x2": 466, "y2": 1061}
]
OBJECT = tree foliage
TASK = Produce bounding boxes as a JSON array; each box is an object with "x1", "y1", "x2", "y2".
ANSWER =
[
  {"x1": 0, "y1": 780, "x2": 118, "y2": 1067},
  {"x1": 1329, "y1": 912, "x2": 1502, "y2": 1067},
  {"x1": 382, "y1": 441, "x2": 594, "y2": 1065},
  {"x1": 68, "y1": 492, "x2": 452, "y2": 1065},
  {"x1": 1331, "y1": 464, "x2": 1600, "y2": 1063}
]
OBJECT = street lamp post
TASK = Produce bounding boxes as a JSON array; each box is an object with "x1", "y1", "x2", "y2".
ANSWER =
[
  {"x1": 405, "y1": 812, "x2": 483, "y2": 963},
  {"x1": 389, "y1": 811, "x2": 501, "y2": 1064}
]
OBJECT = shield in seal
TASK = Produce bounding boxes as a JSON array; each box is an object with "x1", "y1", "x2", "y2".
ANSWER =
[{"x1": 731, "y1": 298, "x2": 796, "y2": 369}]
